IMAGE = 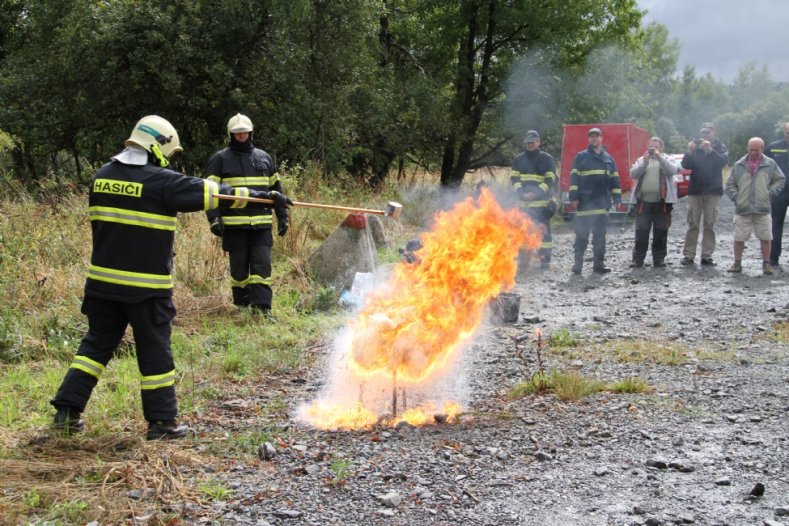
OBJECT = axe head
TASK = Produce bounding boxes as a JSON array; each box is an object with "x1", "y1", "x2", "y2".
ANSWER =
[{"x1": 385, "y1": 202, "x2": 403, "y2": 219}]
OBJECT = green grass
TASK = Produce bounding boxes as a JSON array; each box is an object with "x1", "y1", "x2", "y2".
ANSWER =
[
  {"x1": 509, "y1": 370, "x2": 652, "y2": 401},
  {"x1": 549, "y1": 328, "x2": 580, "y2": 348}
]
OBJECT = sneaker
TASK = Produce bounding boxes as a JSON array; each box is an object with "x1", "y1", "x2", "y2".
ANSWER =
[
  {"x1": 727, "y1": 262, "x2": 742, "y2": 273},
  {"x1": 653, "y1": 260, "x2": 667, "y2": 268},
  {"x1": 147, "y1": 420, "x2": 189, "y2": 440},
  {"x1": 763, "y1": 262, "x2": 774, "y2": 275},
  {"x1": 680, "y1": 257, "x2": 694, "y2": 266},
  {"x1": 700, "y1": 258, "x2": 716, "y2": 266},
  {"x1": 52, "y1": 408, "x2": 85, "y2": 434},
  {"x1": 629, "y1": 260, "x2": 644, "y2": 268},
  {"x1": 592, "y1": 265, "x2": 611, "y2": 274}
]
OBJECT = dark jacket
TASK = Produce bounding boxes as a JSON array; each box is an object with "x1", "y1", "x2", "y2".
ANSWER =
[
  {"x1": 569, "y1": 146, "x2": 622, "y2": 215},
  {"x1": 681, "y1": 148, "x2": 727, "y2": 196},
  {"x1": 86, "y1": 157, "x2": 249, "y2": 303},
  {"x1": 510, "y1": 149, "x2": 557, "y2": 209},
  {"x1": 205, "y1": 144, "x2": 287, "y2": 229},
  {"x1": 765, "y1": 138, "x2": 789, "y2": 198}
]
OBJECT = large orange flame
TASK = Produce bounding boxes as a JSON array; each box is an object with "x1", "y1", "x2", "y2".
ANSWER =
[{"x1": 300, "y1": 187, "x2": 542, "y2": 430}]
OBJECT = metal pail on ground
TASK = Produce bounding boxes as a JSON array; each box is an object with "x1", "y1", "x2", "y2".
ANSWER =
[{"x1": 490, "y1": 292, "x2": 521, "y2": 325}]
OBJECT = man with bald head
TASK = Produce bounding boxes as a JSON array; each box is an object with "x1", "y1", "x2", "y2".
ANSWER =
[
  {"x1": 724, "y1": 138, "x2": 785, "y2": 274},
  {"x1": 764, "y1": 122, "x2": 789, "y2": 268}
]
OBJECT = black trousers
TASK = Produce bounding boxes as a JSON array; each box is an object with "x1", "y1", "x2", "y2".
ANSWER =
[
  {"x1": 574, "y1": 214, "x2": 608, "y2": 264},
  {"x1": 632, "y1": 201, "x2": 673, "y2": 264},
  {"x1": 526, "y1": 208, "x2": 552, "y2": 264},
  {"x1": 51, "y1": 296, "x2": 178, "y2": 421},
  {"x1": 770, "y1": 193, "x2": 789, "y2": 264},
  {"x1": 222, "y1": 228, "x2": 273, "y2": 308}
]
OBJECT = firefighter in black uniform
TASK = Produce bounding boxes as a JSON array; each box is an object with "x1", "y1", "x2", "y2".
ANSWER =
[
  {"x1": 50, "y1": 115, "x2": 292, "y2": 439},
  {"x1": 765, "y1": 122, "x2": 789, "y2": 267},
  {"x1": 569, "y1": 127, "x2": 622, "y2": 274},
  {"x1": 206, "y1": 114, "x2": 288, "y2": 314},
  {"x1": 510, "y1": 130, "x2": 557, "y2": 270}
]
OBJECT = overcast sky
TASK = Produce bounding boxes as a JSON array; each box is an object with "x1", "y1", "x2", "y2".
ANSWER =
[{"x1": 638, "y1": 0, "x2": 789, "y2": 83}]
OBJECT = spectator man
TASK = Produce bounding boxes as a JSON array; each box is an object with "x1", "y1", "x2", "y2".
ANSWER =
[
  {"x1": 764, "y1": 122, "x2": 789, "y2": 268},
  {"x1": 569, "y1": 127, "x2": 622, "y2": 274},
  {"x1": 724, "y1": 137, "x2": 785, "y2": 274},
  {"x1": 510, "y1": 130, "x2": 557, "y2": 270},
  {"x1": 628, "y1": 136, "x2": 679, "y2": 268},
  {"x1": 680, "y1": 125, "x2": 728, "y2": 266},
  {"x1": 701, "y1": 122, "x2": 730, "y2": 160}
]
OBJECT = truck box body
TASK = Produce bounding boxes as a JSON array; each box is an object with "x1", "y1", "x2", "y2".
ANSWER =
[{"x1": 559, "y1": 123, "x2": 651, "y2": 217}]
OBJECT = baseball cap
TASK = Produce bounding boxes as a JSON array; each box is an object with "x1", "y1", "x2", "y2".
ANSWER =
[
  {"x1": 701, "y1": 122, "x2": 715, "y2": 129},
  {"x1": 700, "y1": 127, "x2": 712, "y2": 135},
  {"x1": 588, "y1": 127, "x2": 602, "y2": 136},
  {"x1": 524, "y1": 130, "x2": 540, "y2": 142}
]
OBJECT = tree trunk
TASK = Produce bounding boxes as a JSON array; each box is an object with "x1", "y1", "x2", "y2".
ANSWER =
[{"x1": 439, "y1": 0, "x2": 496, "y2": 188}]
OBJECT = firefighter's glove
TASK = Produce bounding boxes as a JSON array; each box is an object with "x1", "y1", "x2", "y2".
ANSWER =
[
  {"x1": 267, "y1": 191, "x2": 293, "y2": 208},
  {"x1": 209, "y1": 217, "x2": 224, "y2": 237},
  {"x1": 277, "y1": 217, "x2": 289, "y2": 237}
]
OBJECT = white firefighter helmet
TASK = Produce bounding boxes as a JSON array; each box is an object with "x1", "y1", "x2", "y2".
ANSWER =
[
  {"x1": 227, "y1": 113, "x2": 254, "y2": 136},
  {"x1": 125, "y1": 116, "x2": 183, "y2": 163}
]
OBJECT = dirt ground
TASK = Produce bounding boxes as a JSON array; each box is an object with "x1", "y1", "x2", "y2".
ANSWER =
[{"x1": 186, "y1": 196, "x2": 789, "y2": 526}]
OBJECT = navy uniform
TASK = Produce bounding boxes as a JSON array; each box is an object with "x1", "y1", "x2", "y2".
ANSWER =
[
  {"x1": 510, "y1": 130, "x2": 557, "y2": 268},
  {"x1": 206, "y1": 114, "x2": 288, "y2": 312},
  {"x1": 51, "y1": 116, "x2": 291, "y2": 439},
  {"x1": 569, "y1": 128, "x2": 621, "y2": 274},
  {"x1": 765, "y1": 133, "x2": 789, "y2": 266}
]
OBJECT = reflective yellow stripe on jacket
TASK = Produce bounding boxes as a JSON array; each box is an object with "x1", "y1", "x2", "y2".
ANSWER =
[
  {"x1": 89, "y1": 207, "x2": 177, "y2": 231},
  {"x1": 87, "y1": 264, "x2": 173, "y2": 289},
  {"x1": 222, "y1": 215, "x2": 273, "y2": 227}
]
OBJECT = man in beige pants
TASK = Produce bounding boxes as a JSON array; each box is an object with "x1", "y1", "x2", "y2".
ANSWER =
[{"x1": 680, "y1": 126, "x2": 729, "y2": 266}]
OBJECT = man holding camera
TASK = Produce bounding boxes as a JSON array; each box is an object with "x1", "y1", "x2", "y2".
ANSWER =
[
  {"x1": 680, "y1": 125, "x2": 728, "y2": 266},
  {"x1": 628, "y1": 137, "x2": 678, "y2": 268}
]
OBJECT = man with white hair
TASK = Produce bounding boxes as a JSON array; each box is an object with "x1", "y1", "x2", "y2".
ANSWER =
[{"x1": 724, "y1": 137, "x2": 785, "y2": 274}]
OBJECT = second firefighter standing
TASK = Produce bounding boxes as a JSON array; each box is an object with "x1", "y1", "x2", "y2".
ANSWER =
[
  {"x1": 569, "y1": 127, "x2": 622, "y2": 274},
  {"x1": 206, "y1": 114, "x2": 289, "y2": 314},
  {"x1": 510, "y1": 130, "x2": 557, "y2": 270}
]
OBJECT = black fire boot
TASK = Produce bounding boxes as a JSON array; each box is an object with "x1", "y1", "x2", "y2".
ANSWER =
[
  {"x1": 571, "y1": 254, "x2": 583, "y2": 274},
  {"x1": 52, "y1": 408, "x2": 85, "y2": 434},
  {"x1": 146, "y1": 420, "x2": 189, "y2": 440}
]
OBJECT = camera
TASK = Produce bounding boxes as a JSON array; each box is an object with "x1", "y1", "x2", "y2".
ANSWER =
[
  {"x1": 648, "y1": 147, "x2": 655, "y2": 157},
  {"x1": 693, "y1": 139, "x2": 703, "y2": 147}
]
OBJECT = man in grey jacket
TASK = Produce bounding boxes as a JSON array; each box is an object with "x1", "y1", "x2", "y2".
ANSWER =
[
  {"x1": 725, "y1": 137, "x2": 786, "y2": 274},
  {"x1": 628, "y1": 137, "x2": 678, "y2": 268}
]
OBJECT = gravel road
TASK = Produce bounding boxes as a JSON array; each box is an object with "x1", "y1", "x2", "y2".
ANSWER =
[{"x1": 188, "y1": 196, "x2": 789, "y2": 526}]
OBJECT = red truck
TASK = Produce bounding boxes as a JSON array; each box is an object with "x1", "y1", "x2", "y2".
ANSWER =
[{"x1": 558, "y1": 123, "x2": 689, "y2": 219}]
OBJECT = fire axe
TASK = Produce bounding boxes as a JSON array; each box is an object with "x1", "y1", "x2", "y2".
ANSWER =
[{"x1": 212, "y1": 194, "x2": 403, "y2": 219}]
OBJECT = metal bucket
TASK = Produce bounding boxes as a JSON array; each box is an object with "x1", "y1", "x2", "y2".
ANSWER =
[{"x1": 490, "y1": 292, "x2": 521, "y2": 325}]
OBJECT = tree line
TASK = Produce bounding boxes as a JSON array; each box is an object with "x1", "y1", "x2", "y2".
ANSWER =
[{"x1": 1, "y1": 0, "x2": 788, "y2": 190}]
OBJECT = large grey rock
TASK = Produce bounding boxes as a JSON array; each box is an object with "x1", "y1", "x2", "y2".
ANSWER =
[
  {"x1": 307, "y1": 216, "x2": 379, "y2": 291},
  {"x1": 367, "y1": 214, "x2": 389, "y2": 248}
]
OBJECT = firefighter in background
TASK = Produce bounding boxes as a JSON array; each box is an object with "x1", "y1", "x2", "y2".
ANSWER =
[
  {"x1": 765, "y1": 122, "x2": 789, "y2": 268},
  {"x1": 50, "y1": 116, "x2": 293, "y2": 439},
  {"x1": 510, "y1": 130, "x2": 557, "y2": 270},
  {"x1": 206, "y1": 114, "x2": 288, "y2": 315},
  {"x1": 569, "y1": 127, "x2": 622, "y2": 274}
]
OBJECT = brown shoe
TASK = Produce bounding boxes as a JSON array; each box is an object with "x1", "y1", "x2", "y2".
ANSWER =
[
  {"x1": 629, "y1": 260, "x2": 644, "y2": 268},
  {"x1": 727, "y1": 262, "x2": 742, "y2": 273},
  {"x1": 763, "y1": 262, "x2": 773, "y2": 275}
]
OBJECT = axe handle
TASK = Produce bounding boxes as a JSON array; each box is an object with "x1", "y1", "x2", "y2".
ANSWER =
[{"x1": 212, "y1": 194, "x2": 387, "y2": 216}]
